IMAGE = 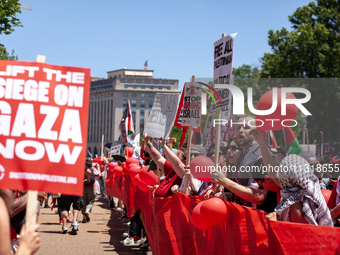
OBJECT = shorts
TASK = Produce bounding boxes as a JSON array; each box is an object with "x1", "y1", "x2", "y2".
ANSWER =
[{"x1": 59, "y1": 195, "x2": 83, "y2": 212}]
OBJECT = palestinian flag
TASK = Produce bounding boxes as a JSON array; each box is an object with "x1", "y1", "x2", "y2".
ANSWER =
[
  {"x1": 121, "y1": 100, "x2": 134, "y2": 135},
  {"x1": 283, "y1": 127, "x2": 301, "y2": 155},
  {"x1": 268, "y1": 130, "x2": 278, "y2": 148}
]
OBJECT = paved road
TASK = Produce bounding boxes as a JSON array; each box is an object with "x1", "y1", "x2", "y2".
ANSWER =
[{"x1": 36, "y1": 197, "x2": 152, "y2": 255}]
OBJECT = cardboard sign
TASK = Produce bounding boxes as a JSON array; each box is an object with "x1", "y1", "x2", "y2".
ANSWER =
[
  {"x1": 110, "y1": 144, "x2": 121, "y2": 156},
  {"x1": 0, "y1": 60, "x2": 90, "y2": 196},
  {"x1": 144, "y1": 93, "x2": 179, "y2": 138},
  {"x1": 212, "y1": 33, "x2": 237, "y2": 113},
  {"x1": 181, "y1": 82, "x2": 202, "y2": 126}
]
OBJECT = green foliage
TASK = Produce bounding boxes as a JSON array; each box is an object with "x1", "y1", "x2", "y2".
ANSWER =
[
  {"x1": 0, "y1": 43, "x2": 17, "y2": 60},
  {"x1": 260, "y1": 0, "x2": 340, "y2": 143},
  {"x1": 170, "y1": 126, "x2": 181, "y2": 149},
  {"x1": 261, "y1": 1, "x2": 340, "y2": 78},
  {"x1": 0, "y1": 0, "x2": 22, "y2": 35}
]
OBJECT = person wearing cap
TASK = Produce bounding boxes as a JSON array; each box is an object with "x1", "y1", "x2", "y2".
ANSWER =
[{"x1": 177, "y1": 145, "x2": 206, "y2": 195}]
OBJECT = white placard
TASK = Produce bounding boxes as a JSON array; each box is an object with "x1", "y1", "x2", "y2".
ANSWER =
[
  {"x1": 181, "y1": 82, "x2": 202, "y2": 127},
  {"x1": 212, "y1": 33, "x2": 237, "y2": 112},
  {"x1": 144, "y1": 93, "x2": 179, "y2": 138},
  {"x1": 110, "y1": 144, "x2": 121, "y2": 156}
]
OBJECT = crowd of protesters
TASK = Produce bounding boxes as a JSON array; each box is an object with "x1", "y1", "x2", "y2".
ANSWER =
[
  {"x1": 2, "y1": 113, "x2": 340, "y2": 254},
  {"x1": 104, "y1": 114, "x2": 340, "y2": 253}
]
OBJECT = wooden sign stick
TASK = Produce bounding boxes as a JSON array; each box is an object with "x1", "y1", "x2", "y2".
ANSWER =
[
  {"x1": 184, "y1": 75, "x2": 195, "y2": 195},
  {"x1": 214, "y1": 34, "x2": 224, "y2": 174},
  {"x1": 25, "y1": 55, "x2": 46, "y2": 231},
  {"x1": 101, "y1": 134, "x2": 104, "y2": 161}
]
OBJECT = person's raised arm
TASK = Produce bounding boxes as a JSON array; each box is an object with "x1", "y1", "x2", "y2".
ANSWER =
[
  {"x1": 159, "y1": 137, "x2": 185, "y2": 178},
  {"x1": 211, "y1": 171, "x2": 266, "y2": 205},
  {"x1": 250, "y1": 129, "x2": 281, "y2": 188},
  {"x1": 143, "y1": 133, "x2": 165, "y2": 172}
]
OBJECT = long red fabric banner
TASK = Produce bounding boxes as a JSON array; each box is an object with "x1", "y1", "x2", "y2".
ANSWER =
[{"x1": 107, "y1": 176, "x2": 340, "y2": 254}]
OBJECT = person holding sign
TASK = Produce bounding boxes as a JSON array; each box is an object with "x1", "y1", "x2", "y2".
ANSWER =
[
  {"x1": 211, "y1": 115, "x2": 279, "y2": 213},
  {"x1": 143, "y1": 134, "x2": 186, "y2": 197},
  {"x1": 0, "y1": 192, "x2": 41, "y2": 255}
]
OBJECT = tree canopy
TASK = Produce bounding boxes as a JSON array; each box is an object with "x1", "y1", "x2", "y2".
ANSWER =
[
  {"x1": 259, "y1": 0, "x2": 340, "y2": 143},
  {"x1": 0, "y1": 0, "x2": 21, "y2": 60},
  {"x1": 261, "y1": 0, "x2": 340, "y2": 78}
]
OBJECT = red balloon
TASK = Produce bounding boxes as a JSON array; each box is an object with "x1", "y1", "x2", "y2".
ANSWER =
[
  {"x1": 108, "y1": 162, "x2": 118, "y2": 171},
  {"x1": 321, "y1": 189, "x2": 332, "y2": 206},
  {"x1": 92, "y1": 157, "x2": 104, "y2": 164},
  {"x1": 192, "y1": 201, "x2": 214, "y2": 230},
  {"x1": 129, "y1": 166, "x2": 142, "y2": 178},
  {"x1": 113, "y1": 166, "x2": 123, "y2": 176},
  {"x1": 134, "y1": 174, "x2": 140, "y2": 183},
  {"x1": 139, "y1": 166, "x2": 159, "y2": 186},
  {"x1": 128, "y1": 163, "x2": 139, "y2": 169},
  {"x1": 190, "y1": 156, "x2": 214, "y2": 182},
  {"x1": 138, "y1": 178, "x2": 149, "y2": 191},
  {"x1": 125, "y1": 147, "x2": 134, "y2": 157},
  {"x1": 121, "y1": 162, "x2": 129, "y2": 176},
  {"x1": 200, "y1": 198, "x2": 228, "y2": 226},
  {"x1": 256, "y1": 88, "x2": 298, "y2": 131},
  {"x1": 126, "y1": 157, "x2": 139, "y2": 168}
]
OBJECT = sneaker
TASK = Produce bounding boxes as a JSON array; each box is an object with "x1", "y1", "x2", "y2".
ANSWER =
[
  {"x1": 120, "y1": 237, "x2": 134, "y2": 245},
  {"x1": 116, "y1": 207, "x2": 123, "y2": 212},
  {"x1": 59, "y1": 220, "x2": 63, "y2": 225},
  {"x1": 66, "y1": 216, "x2": 71, "y2": 222},
  {"x1": 44, "y1": 204, "x2": 51, "y2": 208},
  {"x1": 71, "y1": 221, "x2": 79, "y2": 231},
  {"x1": 84, "y1": 212, "x2": 90, "y2": 222},
  {"x1": 135, "y1": 238, "x2": 146, "y2": 245},
  {"x1": 122, "y1": 232, "x2": 129, "y2": 238},
  {"x1": 61, "y1": 226, "x2": 67, "y2": 234}
]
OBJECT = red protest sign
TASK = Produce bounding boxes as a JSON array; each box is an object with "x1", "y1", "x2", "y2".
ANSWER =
[{"x1": 0, "y1": 60, "x2": 90, "y2": 196}]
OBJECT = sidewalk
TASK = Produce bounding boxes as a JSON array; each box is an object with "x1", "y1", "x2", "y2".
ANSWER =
[{"x1": 36, "y1": 197, "x2": 152, "y2": 255}]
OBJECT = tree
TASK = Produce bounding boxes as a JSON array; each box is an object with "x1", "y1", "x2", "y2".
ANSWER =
[
  {"x1": 260, "y1": 0, "x2": 340, "y2": 143},
  {"x1": 0, "y1": 0, "x2": 21, "y2": 60},
  {"x1": 261, "y1": 0, "x2": 340, "y2": 78},
  {"x1": 0, "y1": 0, "x2": 22, "y2": 35}
]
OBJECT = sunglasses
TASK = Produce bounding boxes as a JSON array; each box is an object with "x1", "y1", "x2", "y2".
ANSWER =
[
  {"x1": 207, "y1": 151, "x2": 223, "y2": 157},
  {"x1": 228, "y1": 145, "x2": 241, "y2": 152},
  {"x1": 190, "y1": 152, "x2": 201, "y2": 158}
]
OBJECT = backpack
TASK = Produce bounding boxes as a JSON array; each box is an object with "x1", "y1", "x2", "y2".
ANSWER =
[{"x1": 85, "y1": 167, "x2": 95, "y2": 186}]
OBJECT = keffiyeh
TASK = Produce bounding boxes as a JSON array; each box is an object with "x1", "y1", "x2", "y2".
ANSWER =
[{"x1": 275, "y1": 154, "x2": 333, "y2": 226}]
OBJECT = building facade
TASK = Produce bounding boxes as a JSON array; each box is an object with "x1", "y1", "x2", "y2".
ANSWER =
[{"x1": 87, "y1": 69, "x2": 179, "y2": 156}]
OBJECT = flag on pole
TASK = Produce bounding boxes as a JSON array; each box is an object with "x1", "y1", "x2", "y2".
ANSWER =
[
  {"x1": 283, "y1": 127, "x2": 301, "y2": 155},
  {"x1": 121, "y1": 100, "x2": 134, "y2": 135},
  {"x1": 144, "y1": 60, "x2": 148, "y2": 71}
]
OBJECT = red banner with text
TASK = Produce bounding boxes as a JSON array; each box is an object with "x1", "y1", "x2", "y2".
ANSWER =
[{"x1": 0, "y1": 60, "x2": 90, "y2": 196}]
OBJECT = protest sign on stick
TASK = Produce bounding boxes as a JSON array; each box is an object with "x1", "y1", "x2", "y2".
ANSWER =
[
  {"x1": 0, "y1": 58, "x2": 90, "y2": 200},
  {"x1": 213, "y1": 32, "x2": 236, "y2": 169},
  {"x1": 110, "y1": 144, "x2": 121, "y2": 157},
  {"x1": 183, "y1": 75, "x2": 201, "y2": 194},
  {"x1": 144, "y1": 93, "x2": 179, "y2": 139},
  {"x1": 26, "y1": 55, "x2": 46, "y2": 232}
]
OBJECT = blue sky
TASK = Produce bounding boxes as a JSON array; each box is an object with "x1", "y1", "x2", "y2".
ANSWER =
[{"x1": 2, "y1": 0, "x2": 312, "y2": 90}]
